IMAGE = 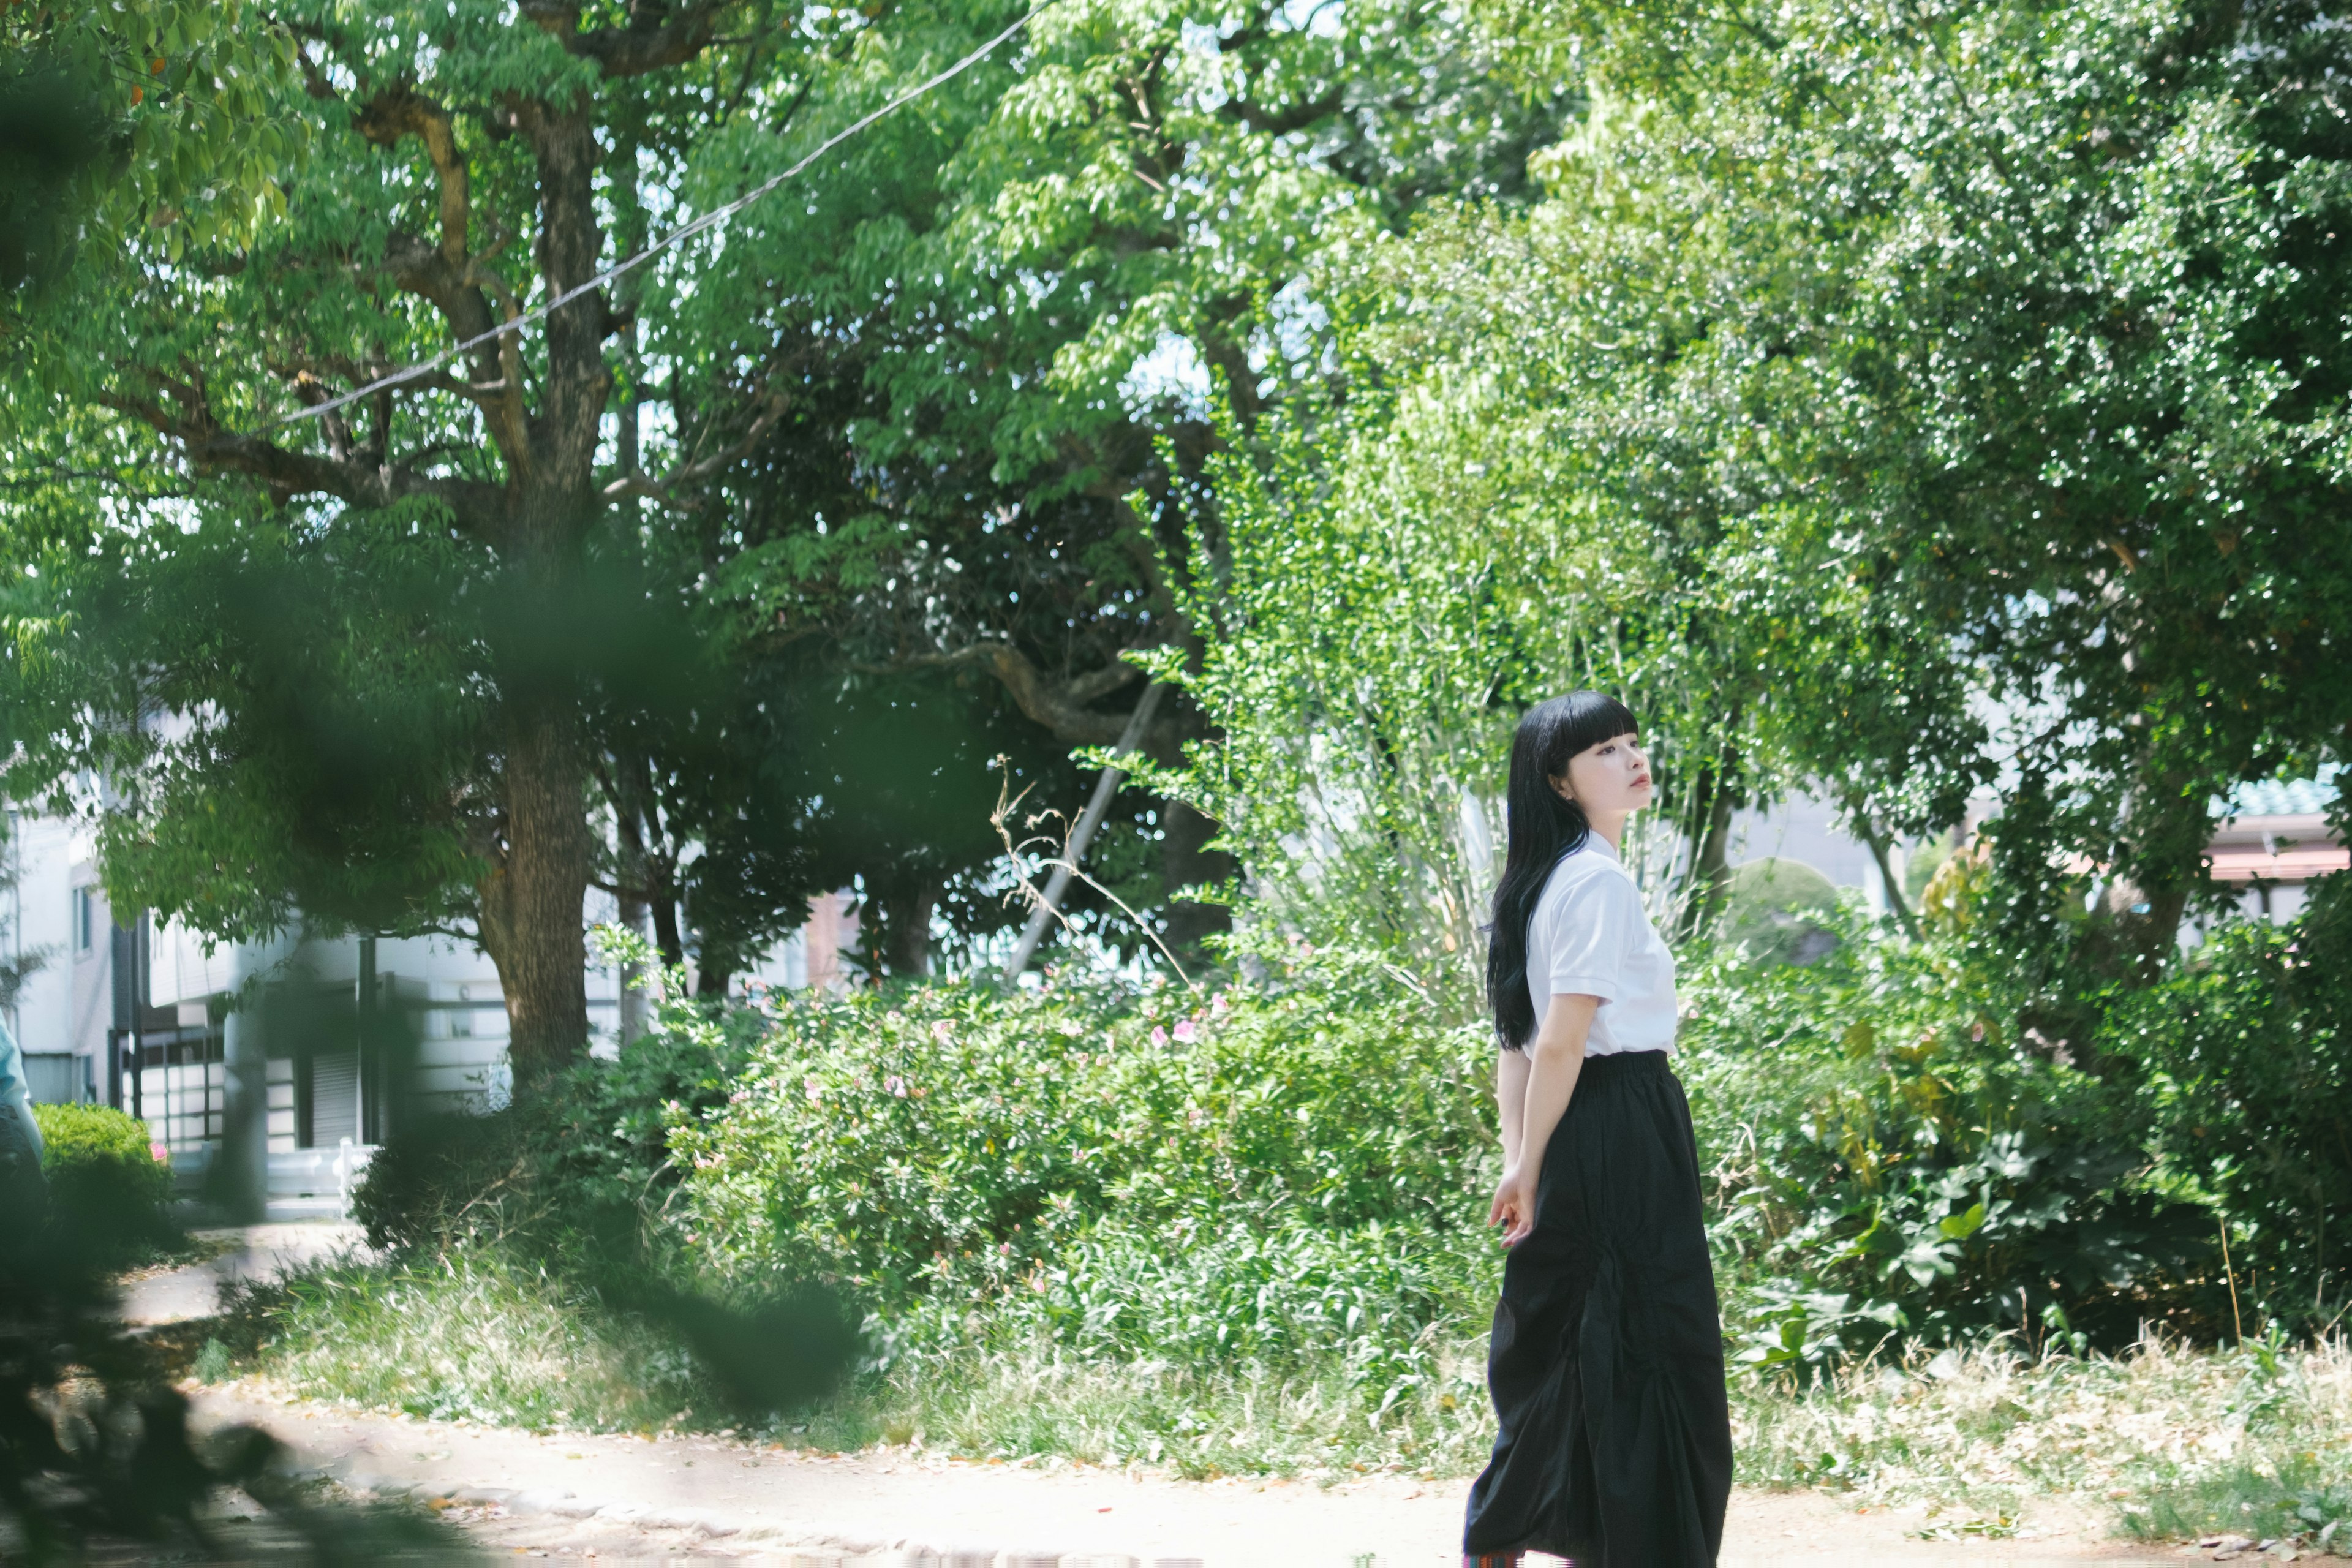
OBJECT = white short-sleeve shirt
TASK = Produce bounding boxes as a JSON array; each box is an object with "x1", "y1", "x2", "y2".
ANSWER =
[{"x1": 1521, "y1": 837, "x2": 1678, "y2": 1055}]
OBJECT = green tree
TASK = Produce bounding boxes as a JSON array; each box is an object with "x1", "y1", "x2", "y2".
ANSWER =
[
  {"x1": 670, "y1": 0, "x2": 1575, "y2": 967},
  {"x1": 1564, "y1": 0, "x2": 2351, "y2": 960},
  {"x1": 1, "y1": 0, "x2": 980, "y2": 1074},
  {"x1": 1204, "y1": 0, "x2": 2352, "y2": 984},
  {"x1": 0, "y1": 0, "x2": 303, "y2": 301},
  {"x1": 4, "y1": 0, "x2": 1575, "y2": 1037}
]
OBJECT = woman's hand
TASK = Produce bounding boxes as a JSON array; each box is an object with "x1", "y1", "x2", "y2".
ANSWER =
[{"x1": 1488, "y1": 1164, "x2": 1538, "y2": 1248}]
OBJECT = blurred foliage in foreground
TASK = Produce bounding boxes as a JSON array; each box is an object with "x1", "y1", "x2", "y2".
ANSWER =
[{"x1": 0, "y1": 1179, "x2": 469, "y2": 1561}]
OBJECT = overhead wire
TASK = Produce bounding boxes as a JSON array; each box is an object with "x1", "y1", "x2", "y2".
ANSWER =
[{"x1": 276, "y1": 0, "x2": 1064, "y2": 429}]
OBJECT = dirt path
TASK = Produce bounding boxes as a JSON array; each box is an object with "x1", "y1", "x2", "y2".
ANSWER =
[
  {"x1": 194, "y1": 1387, "x2": 2198, "y2": 1568},
  {"x1": 139, "y1": 1229, "x2": 2210, "y2": 1567},
  {"x1": 121, "y1": 1223, "x2": 370, "y2": 1325}
]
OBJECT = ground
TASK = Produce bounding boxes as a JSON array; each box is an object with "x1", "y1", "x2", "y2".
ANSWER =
[{"x1": 137, "y1": 1228, "x2": 2290, "y2": 1567}]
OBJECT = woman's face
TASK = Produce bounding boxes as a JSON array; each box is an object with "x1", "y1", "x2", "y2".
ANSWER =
[{"x1": 1551, "y1": 731, "x2": 1652, "y2": 815}]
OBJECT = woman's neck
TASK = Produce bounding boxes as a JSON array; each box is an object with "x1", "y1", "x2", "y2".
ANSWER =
[{"x1": 1588, "y1": 812, "x2": 1629, "y2": 851}]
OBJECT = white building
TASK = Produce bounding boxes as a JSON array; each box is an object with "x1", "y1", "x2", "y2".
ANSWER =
[{"x1": 6, "y1": 806, "x2": 858, "y2": 1216}]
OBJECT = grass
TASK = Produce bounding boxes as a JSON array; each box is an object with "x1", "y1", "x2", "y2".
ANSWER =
[
  {"x1": 225, "y1": 1251, "x2": 708, "y2": 1431},
  {"x1": 1731, "y1": 1332, "x2": 2352, "y2": 1551},
  {"x1": 222, "y1": 1246, "x2": 1496, "y2": 1472},
  {"x1": 805, "y1": 1336, "x2": 1496, "y2": 1479},
  {"x1": 222, "y1": 1248, "x2": 2352, "y2": 1550}
]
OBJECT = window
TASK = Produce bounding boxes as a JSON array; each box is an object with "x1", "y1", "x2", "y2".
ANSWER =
[{"x1": 73, "y1": 886, "x2": 95, "y2": 955}]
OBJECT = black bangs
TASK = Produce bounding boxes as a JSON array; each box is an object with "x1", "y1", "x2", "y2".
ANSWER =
[{"x1": 1550, "y1": 695, "x2": 1638, "y2": 763}]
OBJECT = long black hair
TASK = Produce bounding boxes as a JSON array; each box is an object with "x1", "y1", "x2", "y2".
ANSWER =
[{"x1": 1485, "y1": 690, "x2": 1642, "y2": 1049}]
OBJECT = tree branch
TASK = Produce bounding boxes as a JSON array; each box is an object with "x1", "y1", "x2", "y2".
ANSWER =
[
  {"x1": 666, "y1": 390, "x2": 791, "y2": 486},
  {"x1": 601, "y1": 472, "x2": 695, "y2": 511},
  {"x1": 355, "y1": 95, "x2": 530, "y2": 458},
  {"x1": 353, "y1": 87, "x2": 471, "y2": 270},
  {"x1": 542, "y1": 0, "x2": 728, "y2": 79},
  {"x1": 97, "y1": 390, "x2": 502, "y2": 525},
  {"x1": 858, "y1": 643, "x2": 1152, "y2": 746},
  {"x1": 606, "y1": 388, "x2": 793, "y2": 512}
]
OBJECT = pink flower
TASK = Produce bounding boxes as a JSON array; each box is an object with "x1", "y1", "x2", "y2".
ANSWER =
[
  {"x1": 804, "y1": 1075, "x2": 824, "y2": 1103},
  {"x1": 1173, "y1": 1018, "x2": 1197, "y2": 1043},
  {"x1": 1151, "y1": 1026, "x2": 1169, "y2": 1048},
  {"x1": 931, "y1": 1020, "x2": 954, "y2": 1043},
  {"x1": 1212, "y1": 993, "x2": 1230, "y2": 1016},
  {"x1": 885, "y1": 1075, "x2": 908, "y2": 1098}
]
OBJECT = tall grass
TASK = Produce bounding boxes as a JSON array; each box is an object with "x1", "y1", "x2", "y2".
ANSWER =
[
  {"x1": 235, "y1": 1251, "x2": 709, "y2": 1431},
  {"x1": 810, "y1": 1333, "x2": 1496, "y2": 1479},
  {"x1": 228, "y1": 1243, "x2": 1496, "y2": 1474}
]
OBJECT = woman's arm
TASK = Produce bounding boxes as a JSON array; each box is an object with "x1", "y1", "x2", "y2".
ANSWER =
[
  {"x1": 1489, "y1": 993, "x2": 1597, "y2": 1247},
  {"x1": 1494, "y1": 1046, "x2": 1531, "y2": 1173}
]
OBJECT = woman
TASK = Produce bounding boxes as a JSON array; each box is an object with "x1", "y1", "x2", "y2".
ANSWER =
[{"x1": 1463, "y1": 692, "x2": 1733, "y2": 1568}]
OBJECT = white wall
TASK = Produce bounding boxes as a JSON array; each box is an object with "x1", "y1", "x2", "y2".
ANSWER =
[{"x1": 7, "y1": 812, "x2": 85, "y2": 1063}]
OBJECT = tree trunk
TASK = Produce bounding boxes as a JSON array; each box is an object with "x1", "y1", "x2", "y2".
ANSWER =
[
  {"x1": 476, "y1": 102, "x2": 606, "y2": 1080},
  {"x1": 1159, "y1": 799, "x2": 1234, "y2": 960},
  {"x1": 612, "y1": 753, "x2": 655, "y2": 1041},
  {"x1": 2113, "y1": 769, "x2": 2209, "y2": 978},
  {"x1": 874, "y1": 875, "x2": 938, "y2": 976},
  {"x1": 1679, "y1": 761, "x2": 1740, "y2": 940},
  {"x1": 616, "y1": 881, "x2": 653, "y2": 1044},
  {"x1": 478, "y1": 701, "x2": 593, "y2": 1086},
  {"x1": 651, "y1": 880, "x2": 686, "y2": 970},
  {"x1": 1855, "y1": 809, "x2": 1923, "y2": 940}
]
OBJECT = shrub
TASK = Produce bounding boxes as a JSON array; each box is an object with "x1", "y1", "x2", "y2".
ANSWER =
[
  {"x1": 2101, "y1": 876, "x2": 2352, "y2": 1334},
  {"x1": 333, "y1": 976, "x2": 862, "y2": 1423},
  {"x1": 1681, "y1": 911, "x2": 2213, "y2": 1366},
  {"x1": 316, "y1": 900, "x2": 2350, "y2": 1460},
  {"x1": 1719, "y1": 858, "x2": 1842, "y2": 967},
  {"x1": 350, "y1": 969, "x2": 770, "y2": 1257},
  {"x1": 669, "y1": 951, "x2": 1498, "y2": 1394},
  {"x1": 31, "y1": 1101, "x2": 175, "y2": 1257}
]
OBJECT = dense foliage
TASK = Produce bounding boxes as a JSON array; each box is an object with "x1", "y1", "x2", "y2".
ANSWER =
[
  {"x1": 671, "y1": 950, "x2": 1493, "y2": 1389},
  {"x1": 2101, "y1": 880, "x2": 2352, "y2": 1322},
  {"x1": 13, "y1": 0, "x2": 2352, "y2": 1536},
  {"x1": 1159, "y1": 0, "x2": 2352, "y2": 1003},
  {"x1": 0, "y1": 0, "x2": 1576, "y2": 1036},
  {"x1": 340, "y1": 867, "x2": 2351, "y2": 1426}
]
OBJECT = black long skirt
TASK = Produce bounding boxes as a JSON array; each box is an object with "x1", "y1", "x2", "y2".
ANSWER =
[{"x1": 1463, "y1": 1049, "x2": 1733, "y2": 1566}]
